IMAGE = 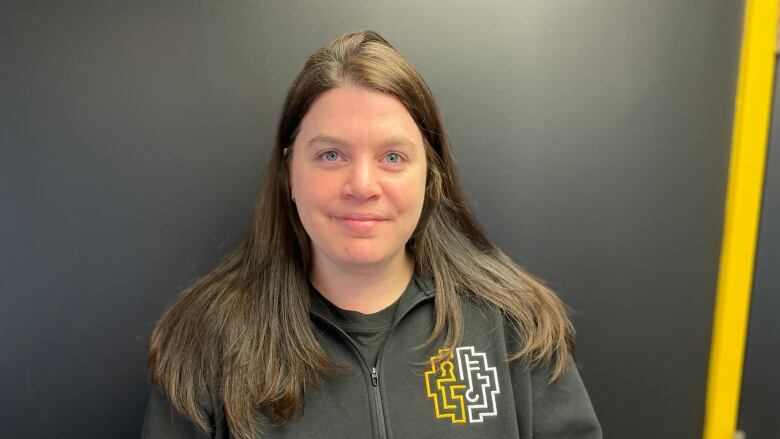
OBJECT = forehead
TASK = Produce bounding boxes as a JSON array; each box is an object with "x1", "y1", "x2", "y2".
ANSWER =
[{"x1": 295, "y1": 85, "x2": 424, "y2": 148}]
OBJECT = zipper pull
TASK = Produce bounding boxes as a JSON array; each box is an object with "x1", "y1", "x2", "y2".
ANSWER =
[{"x1": 371, "y1": 367, "x2": 379, "y2": 386}]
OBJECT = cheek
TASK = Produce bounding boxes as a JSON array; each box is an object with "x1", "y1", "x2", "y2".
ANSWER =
[
  {"x1": 388, "y1": 170, "x2": 427, "y2": 215},
  {"x1": 293, "y1": 172, "x2": 340, "y2": 235},
  {"x1": 303, "y1": 174, "x2": 339, "y2": 204},
  {"x1": 292, "y1": 165, "x2": 331, "y2": 202}
]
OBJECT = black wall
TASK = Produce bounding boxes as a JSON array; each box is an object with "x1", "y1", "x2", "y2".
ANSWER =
[{"x1": 0, "y1": 1, "x2": 743, "y2": 438}]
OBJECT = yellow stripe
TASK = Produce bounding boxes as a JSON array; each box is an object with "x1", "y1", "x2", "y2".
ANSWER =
[{"x1": 703, "y1": 1, "x2": 777, "y2": 438}]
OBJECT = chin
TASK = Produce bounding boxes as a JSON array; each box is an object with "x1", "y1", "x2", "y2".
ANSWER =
[
  {"x1": 339, "y1": 251, "x2": 386, "y2": 266},
  {"x1": 338, "y1": 244, "x2": 391, "y2": 266}
]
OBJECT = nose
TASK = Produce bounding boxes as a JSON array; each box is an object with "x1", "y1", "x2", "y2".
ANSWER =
[{"x1": 343, "y1": 158, "x2": 381, "y2": 201}]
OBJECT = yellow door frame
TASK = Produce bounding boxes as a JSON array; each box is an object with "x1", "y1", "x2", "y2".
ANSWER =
[{"x1": 703, "y1": 0, "x2": 777, "y2": 438}]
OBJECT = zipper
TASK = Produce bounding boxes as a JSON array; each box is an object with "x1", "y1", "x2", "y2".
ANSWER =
[
  {"x1": 371, "y1": 366, "x2": 387, "y2": 439},
  {"x1": 370, "y1": 327, "x2": 397, "y2": 439},
  {"x1": 310, "y1": 288, "x2": 434, "y2": 439},
  {"x1": 309, "y1": 315, "x2": 386, "y2": 439},
  {"x1": 369, "y1": 294, "x2": 434, "y2": 438}
]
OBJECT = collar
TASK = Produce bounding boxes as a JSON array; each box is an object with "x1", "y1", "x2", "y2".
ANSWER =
[{"x1": 308, "y1": 268, "x2": 436, "y2": 327}]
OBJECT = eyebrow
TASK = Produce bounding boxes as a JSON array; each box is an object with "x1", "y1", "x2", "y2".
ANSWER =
[{"x1": 306, "y1": 134, "x2": 417, "y2": 150}]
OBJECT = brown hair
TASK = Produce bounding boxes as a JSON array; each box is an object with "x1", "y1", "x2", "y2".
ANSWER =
[{"x1": 147, "y1": 30, "x2": 575, "y2": 439}]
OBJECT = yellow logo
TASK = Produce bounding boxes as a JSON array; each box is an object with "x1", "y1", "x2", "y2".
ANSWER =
[
  {"x1": 424, "y1": 348, "x2": 467, "y2": 423},
  {"x1": 424, "y1": 346, "x2": 501, "y2": 424}
]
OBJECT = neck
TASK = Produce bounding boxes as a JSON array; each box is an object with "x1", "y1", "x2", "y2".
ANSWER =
[{"x1": 311, "y1": 250, "x2": 414, "y2": 314}]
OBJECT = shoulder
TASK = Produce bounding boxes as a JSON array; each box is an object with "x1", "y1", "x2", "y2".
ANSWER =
[
  {"x1": 525, "y1": 353, "x2": 603, "y2": 438},
  {"x1": 141, "y1": 384, "x2": 218, "y2": 439},
  {"x1": 455, "y1": 296, "x2": 602, "y2": 437},
  {"x1": 459, "y1": 295, "x2": 521, "y2": 349}
]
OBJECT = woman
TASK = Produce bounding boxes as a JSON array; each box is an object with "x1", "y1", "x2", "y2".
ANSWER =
[{"x1": 142, "y1": 30, "x2": 601, "y2": 439}]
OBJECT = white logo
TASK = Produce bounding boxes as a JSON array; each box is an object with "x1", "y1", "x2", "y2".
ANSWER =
[{"x1": 424, "y1": 346, "x2": 501, "y2": 423}]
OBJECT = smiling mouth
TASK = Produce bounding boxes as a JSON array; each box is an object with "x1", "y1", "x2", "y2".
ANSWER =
[{"x1": 332, "y1": 216, "x2": 385, "y2": 234}]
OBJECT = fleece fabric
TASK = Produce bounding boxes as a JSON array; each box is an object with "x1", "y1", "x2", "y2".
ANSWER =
[{"x1": 141, "y1": 270, "x2": 602, "y2": 439}]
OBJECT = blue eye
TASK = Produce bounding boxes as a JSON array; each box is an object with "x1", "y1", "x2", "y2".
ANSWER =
[
  {"x1": 386, "y1": 152, "x2": 403, "y2": 164},
  {"x1": 322, "y1": 151, "x2": 340, "y2": 161}
]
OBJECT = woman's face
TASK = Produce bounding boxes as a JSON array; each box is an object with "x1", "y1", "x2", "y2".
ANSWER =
[{"x1": 289, "y1": 84, "x2": 427, "y2": 270}]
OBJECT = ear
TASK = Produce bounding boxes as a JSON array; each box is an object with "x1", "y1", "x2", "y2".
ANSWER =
[{"x1": 285, "y1": 147, "x2": 295, "y2": 201}]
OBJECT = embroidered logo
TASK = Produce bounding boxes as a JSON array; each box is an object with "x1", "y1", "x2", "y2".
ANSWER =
[{"x1": 424, "y1": 346, "x2": 500, "y2": 424}]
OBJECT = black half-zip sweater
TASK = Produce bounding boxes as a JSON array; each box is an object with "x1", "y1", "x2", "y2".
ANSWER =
[{"x1": 141, "y1": 269, "x2": 602, "y2": 438}]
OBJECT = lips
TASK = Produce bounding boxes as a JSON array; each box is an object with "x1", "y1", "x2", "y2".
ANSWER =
[
  {"x1": 333, "y1": 213, "x2": 386, "y2": 234},
  {"x1": 338, "y1": 213, "x2": 385, "y2": 221}
]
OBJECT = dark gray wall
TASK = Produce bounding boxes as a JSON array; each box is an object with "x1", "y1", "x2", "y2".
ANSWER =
[
  {"x1": 738, "y1": 56, "x2": 780, "y2": 438},
  {"x1": 0, "y1": 1, "x2": 742, "y2": 438}
]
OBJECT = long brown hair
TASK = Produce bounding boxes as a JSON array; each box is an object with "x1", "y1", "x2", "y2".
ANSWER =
[{"x1": 147, "y1": 30, "x2": 575, "y2": 439}]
